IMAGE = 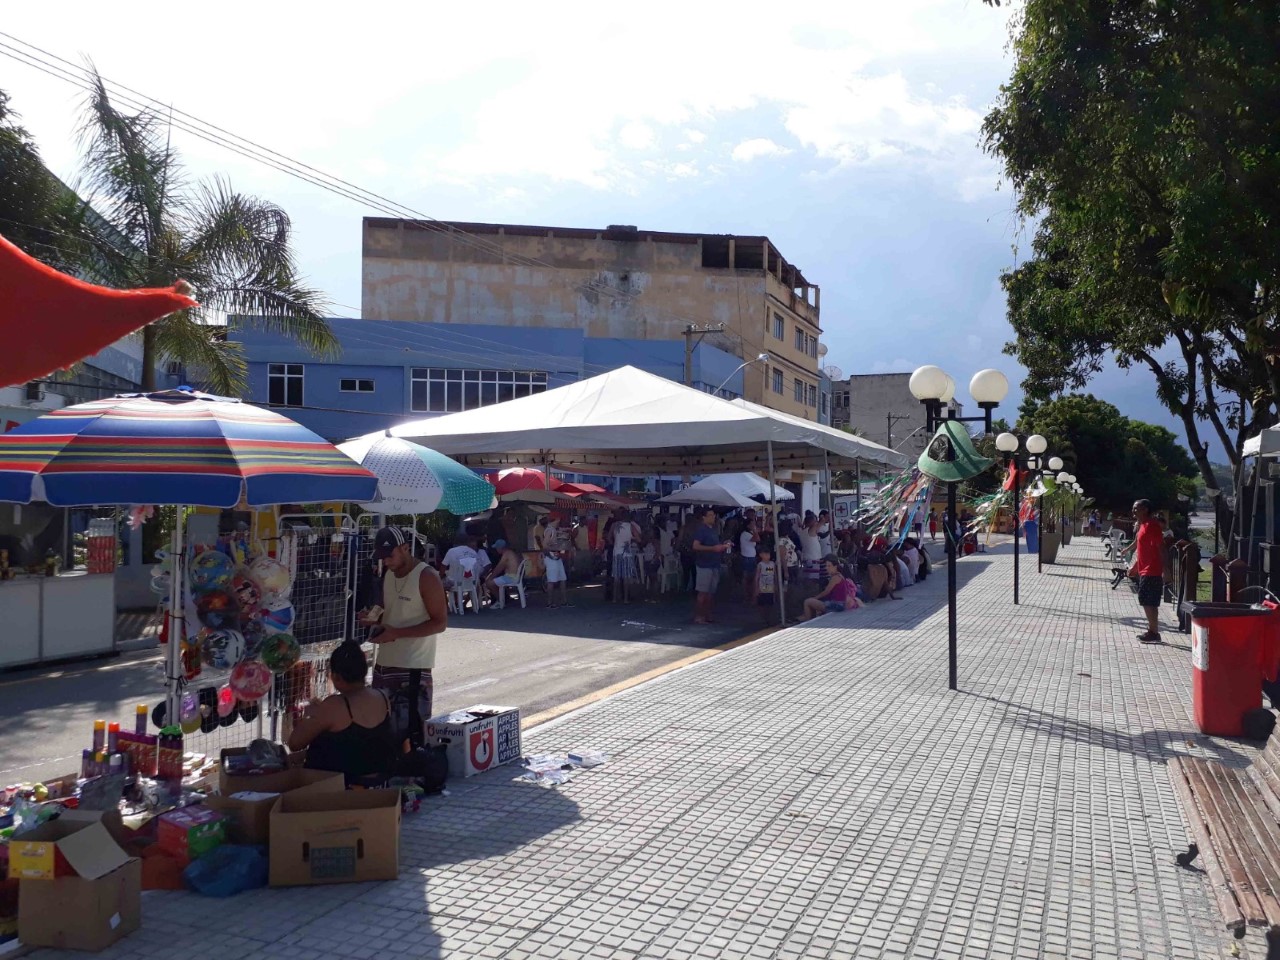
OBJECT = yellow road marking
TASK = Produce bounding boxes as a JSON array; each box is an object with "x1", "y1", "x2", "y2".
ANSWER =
[{"x1": 522, "y1": 624, "x2": 780, "y2": 731}]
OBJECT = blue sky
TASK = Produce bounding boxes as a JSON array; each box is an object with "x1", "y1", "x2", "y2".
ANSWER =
[{"x1": 0, "y1": 1, "x2": 1210, "y2": 457}]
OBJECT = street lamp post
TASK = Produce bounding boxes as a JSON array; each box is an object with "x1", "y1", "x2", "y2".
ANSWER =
[
  {"x1": 995, "y1": 432, "x2": 1046, "y2": 605},
  {"x1": 713, "y1": 353, "x2": 770, "y2": 398},
  {"x1": 910, "y1": 365, "x2": 1009, "y2": 691}
]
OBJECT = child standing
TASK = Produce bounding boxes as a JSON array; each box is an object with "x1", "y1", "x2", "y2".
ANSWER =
[{"x1": 755, "y1": 547, "x2": 778, "y2": 626}]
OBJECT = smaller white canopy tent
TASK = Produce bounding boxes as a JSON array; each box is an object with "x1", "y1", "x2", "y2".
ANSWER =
[
  {"x1": 659, "y1": 473, "x2": 796, "y2": 509},
  {"x1": 1242, "y1": 426, "x2": 1280, "y2": 458}
]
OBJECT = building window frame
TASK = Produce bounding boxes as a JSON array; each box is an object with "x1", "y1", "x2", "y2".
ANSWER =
[
  {"x1": 268, "y1": 363, "x2": 304, "y2": 407},
  {"x1": 410, "y1": 367, "x2": 548, "y2": 413},
  {"x1": 772, "y1": 312, "x2": 785, "y2": 340},
  {"x1": 772, "y1": 368, "x2": 784, "y2": 394},
  {"x1": 794, "y1": 327, "x2": 805, "y2": 352},
  {"x1": 339, "y1": 378, "x2": 375, "y2": 393},
  {"x1": 794, "y1": 378, "x2": 804, "y2": 403}
]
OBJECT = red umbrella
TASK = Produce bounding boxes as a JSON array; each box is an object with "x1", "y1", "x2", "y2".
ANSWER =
[
  {"x1": 554, "y1": 481, "x2": 606, "y2": 495},
  {"x1": 0, "y1": 233, "x2": 197, "y2": 388},
  {"x1": 492, "y1": 466, "x2": 549, "y2": 495}
]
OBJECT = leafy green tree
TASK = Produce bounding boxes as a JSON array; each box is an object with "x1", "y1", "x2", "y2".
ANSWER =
[
  {"x1": 75, "y1": 72, "x2": 336, "y2": 392},
  {"x1": 0, "y1": 89, "x2": 86, "y2": 271},
  {"x1": 1017, "y1": 394, "x2": 1197, "y2": 510},
  {"x1": 983, "y1": 0, "x2": 1280, "y2": 527}
]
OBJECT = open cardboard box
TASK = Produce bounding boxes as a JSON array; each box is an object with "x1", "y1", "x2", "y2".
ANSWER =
[
  {"x1": 269, "y1": 788, "x2": 401, "y2": 887},
  {"x1": 11, "y1": 815, "x2": 140, "y2": 952},
  {"x1": 205, "y1": 769, "x2": 344, "y2": 844},
  {"x1": 218, "y1": 747, "x2": 307, "y2": 796}
]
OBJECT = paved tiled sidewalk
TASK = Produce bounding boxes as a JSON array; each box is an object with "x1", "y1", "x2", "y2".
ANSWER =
[{"x1": 30, "y1": 538, "x2": 1247, "y2": 959}]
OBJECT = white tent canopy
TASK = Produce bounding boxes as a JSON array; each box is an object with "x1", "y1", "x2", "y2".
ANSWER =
[
  {"x1": 359, "y1": 366, "x2": 907, "y2": 475},
  {"x1": 659, "y1": 473, "x2": 796, "y2": 509},
  {"x1": 1243, "y1": 426, "x2": 1280, "y2": 458}
]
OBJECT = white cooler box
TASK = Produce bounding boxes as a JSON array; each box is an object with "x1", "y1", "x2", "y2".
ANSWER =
[{"x1": 425, "y1": 705, "x2": 522, "y2": 777}]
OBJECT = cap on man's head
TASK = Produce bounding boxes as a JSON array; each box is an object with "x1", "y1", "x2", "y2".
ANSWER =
[
  {"x1": 372, "y1": 525, "x2": 413, "y2": 559},
  {"x1": 493, "y1": 539, "x2": 508, "y2": 550}
]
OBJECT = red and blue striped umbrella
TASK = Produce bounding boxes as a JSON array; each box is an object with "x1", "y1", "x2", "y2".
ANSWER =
[{"x1": 0, "y1": 388, "x2": 379, "y2": 507}]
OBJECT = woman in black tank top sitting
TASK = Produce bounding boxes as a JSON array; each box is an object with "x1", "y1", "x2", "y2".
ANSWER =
[{"x1": 288, "y1": 642, "x2": 395, "y2": 785}]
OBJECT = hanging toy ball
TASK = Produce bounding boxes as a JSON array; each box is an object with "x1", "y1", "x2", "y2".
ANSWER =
[
  {"x1": 261, "y1": 632, "x2": 301, "y2": 674},
  {"x1": 200, "y1": 629, "x2": 246, "y2": 670},
  {"x1": 190, "y1": 550, "x2": 235, "y2": 594},
  {"x1": 260, "y1": 598, "x2": 295, "y2": 636},
  {"x1": 216, "y1": 683, "x2": 237, "y2": 717},
  {"x1": 231, "y1": 568, "x2": 262, "y2": 611},
  {"x1": 249, "y1": 556, "x2": 292, "y2": 603},
  {"x1": 196, "y1": 589, "x2": 240, "y2": 630},
  {"x1": 240, "y1": 613, "x2": 265, "y2": 657},
  {"x1": 230, "y1": 658, "x2": 273, "y2": 701}
]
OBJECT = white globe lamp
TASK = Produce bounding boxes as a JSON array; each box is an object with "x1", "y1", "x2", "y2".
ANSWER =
[
  {"x1": 969, "y1": 369, "x2": 1010, "y2": 405},
  {"x1": 995, "y1": 432, "x2": 1019, "y2": 453},
  {"x1": 1048, "y1": 456, "x2": 1064, "y2": 471},
  {"x1": 909, "y1": 366, "x2": 949, "y2": 401},
  {"x1": 1026, "y1": 434, "x2": 1048, "y2": 455}
]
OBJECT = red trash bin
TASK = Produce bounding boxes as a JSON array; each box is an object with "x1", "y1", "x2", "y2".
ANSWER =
[{"x1": 1183, "y1": 601, "x2": 1278, "y2": 736}]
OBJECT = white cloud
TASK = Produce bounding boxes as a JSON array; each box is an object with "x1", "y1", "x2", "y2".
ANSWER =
[
  {"x1": 731, "y1": 138, "x2": 791, "y2": 162},
  {"x1": 685, "y1": 129, "x2": 707, "y2": 144},
  {"x1": 618, "y1": 121, "x2": 655, "y2": 150}
]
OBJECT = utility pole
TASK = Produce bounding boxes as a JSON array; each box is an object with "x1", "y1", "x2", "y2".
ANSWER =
[
  {"x1": 683, "y1": 323, "x2": 726, "y2": 388},
  {"x1": 887, "y1": 412, "x2": 910, "y2": 448}
]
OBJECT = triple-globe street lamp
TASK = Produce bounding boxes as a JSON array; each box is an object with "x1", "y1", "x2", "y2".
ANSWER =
[{"x1": 909, "y1": 365, "x2": 1009, "y2": 691}]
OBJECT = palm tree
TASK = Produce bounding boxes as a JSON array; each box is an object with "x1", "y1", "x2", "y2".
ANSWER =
[{"x1": 76, "y1": 71, "x2": 335, "y2": 393}]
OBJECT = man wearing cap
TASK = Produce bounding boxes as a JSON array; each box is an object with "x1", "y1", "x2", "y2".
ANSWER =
[
  {"x1": 362, "y1": 526, "x2": 449, "y2": 730},
  {"x1": 483, "y1": 539, "x2": 522, "y2": 604}
]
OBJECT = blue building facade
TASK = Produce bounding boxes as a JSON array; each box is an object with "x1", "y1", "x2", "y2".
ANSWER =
[{"x1": 230, "y1": 319, "x2": 748, "y2": 444}]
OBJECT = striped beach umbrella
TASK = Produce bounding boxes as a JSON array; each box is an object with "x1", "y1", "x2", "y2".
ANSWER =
[
  {"x1": 0, "y1": 388, "x2": 379, "y2": 507},
  {"x1": 338, "y1": 433, "x2": 496, "y2": 516}
]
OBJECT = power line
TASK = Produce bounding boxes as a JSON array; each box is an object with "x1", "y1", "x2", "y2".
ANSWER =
[{"x1": 0, "y1": 31, "x2": 811, "y2": 347}]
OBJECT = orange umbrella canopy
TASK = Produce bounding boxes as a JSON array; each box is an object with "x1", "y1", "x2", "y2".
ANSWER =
[{"x1": 0, "y1": 232, "x2": 197, "y2": 387}]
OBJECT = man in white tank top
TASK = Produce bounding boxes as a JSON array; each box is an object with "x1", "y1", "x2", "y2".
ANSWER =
[{"x1": 361, "y1": 526, "x2": 449, "y2": 730}]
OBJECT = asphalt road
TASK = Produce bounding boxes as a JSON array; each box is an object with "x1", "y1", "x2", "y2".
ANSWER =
[{"x1": 0, "y1": 581, "x2": 768, "y2": 785}]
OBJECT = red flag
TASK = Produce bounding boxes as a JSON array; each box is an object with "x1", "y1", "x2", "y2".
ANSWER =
[{"x1": 0, "y1": 233, "x2": 197, "y2": 387}]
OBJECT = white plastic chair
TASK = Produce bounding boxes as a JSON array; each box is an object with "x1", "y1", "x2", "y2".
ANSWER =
[
  {"x1": 659, "y1": 553, "x2": 681, "y2": 593},
  {"x1": 495, "y1": 559, "x2": 528, "y2": 609},
  {"x1": 447, "y1": 558, "x2": 483, "y2": 614}
]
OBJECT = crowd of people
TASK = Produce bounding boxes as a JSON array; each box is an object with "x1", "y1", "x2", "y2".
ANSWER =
[{"x1": 400, "y1": 502, "x2": 937, "y2": 627}]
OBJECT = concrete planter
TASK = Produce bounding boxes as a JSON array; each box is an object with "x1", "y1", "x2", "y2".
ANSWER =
[{"x1": 1041, "y1": 532, "x2": 1061, "y2": 564}]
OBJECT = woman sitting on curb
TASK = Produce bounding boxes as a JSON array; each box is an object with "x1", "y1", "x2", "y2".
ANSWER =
[{"x1": 799, "y1": 555, "x2": 862, "y2": 621}]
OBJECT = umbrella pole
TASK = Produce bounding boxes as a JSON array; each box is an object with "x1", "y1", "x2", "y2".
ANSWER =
[
  {"x1": 166, "y1": 509, "x2": 185, "y2": 728},
  {"x1": 769, "y1": 440, "x2": 784, "y2": 626},
  {"x1": 823, "y1": 449, "x2": 833, "y2": 533}
]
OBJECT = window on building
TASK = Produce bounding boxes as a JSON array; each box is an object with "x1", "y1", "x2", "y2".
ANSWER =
[
  {"x1": 410, "y1": 368, "x2": 548, "y2": 413},
  {"x1": 268, "y1": 363, "x2": 303, "y2": 407},
  {"x1": 809, "y1": 336, "x2": 818, "y2": 359},
  {"x1": 772, "y1": 368, "x2": 784, "y2": 394},
  {"x1": 339, "y1": 378, "x2": 374, "y2": 393},
  {"x1": 773, "y1": 313, "x2": 785, "y2": 340},
  {"x1": 794, "y1": 378, "x2": 804, "y2": 403},
  {"x1": 807, "y1": 384, "x2": 818, "y2": 407},
  {"x1": 821, "y1": 393, "x2": 829, "y2": 416},
  {"x1": 794, "y1": 327, "x2": 805, "y2": 351}
]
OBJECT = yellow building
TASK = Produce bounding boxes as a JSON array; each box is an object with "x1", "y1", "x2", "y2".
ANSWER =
[{"x1": 360, "y1": 219, "x2": 825, "y2": 420}]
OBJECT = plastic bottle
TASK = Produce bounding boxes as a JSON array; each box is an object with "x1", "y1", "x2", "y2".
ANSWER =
[
  {"x1": 158, "y1": 726, "x2": 184, "y2": 780},
  {"x1": 106, "y1": 722, "x2": 119, "y2": 754},
  {"x1": 135, "y1": 704, "x2": 148, "y2": 735},
  {"x1": 108, "y1": 753, "x2": 123, "y2": 777},
  {"x1": 92, "y1": 719, "x2": 105, "y2": 753}
]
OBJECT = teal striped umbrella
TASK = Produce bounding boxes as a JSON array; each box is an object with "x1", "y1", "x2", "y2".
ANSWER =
[{"x1": 338, "y1": 433, "x2": 496, "y2": 515}]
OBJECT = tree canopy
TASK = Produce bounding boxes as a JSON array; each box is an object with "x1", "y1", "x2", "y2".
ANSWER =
[
  {"x1": 983, "y1": 0, "x2": 1280, "y2": 509},
  {"x1": 1018, "y1": 394, "x2": 1197, "y2": 510}
]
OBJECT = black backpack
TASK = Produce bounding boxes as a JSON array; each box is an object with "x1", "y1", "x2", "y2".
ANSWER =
[{"x1": 385, "y1": 670, "x2": 449, "y2": 795}]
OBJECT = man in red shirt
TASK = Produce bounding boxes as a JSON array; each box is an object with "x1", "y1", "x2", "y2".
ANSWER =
[{"x1": 1126, "y1": 499, "x2": 1165, "y2": 643}]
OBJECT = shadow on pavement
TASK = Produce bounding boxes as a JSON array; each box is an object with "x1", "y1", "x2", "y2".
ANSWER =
[{"x1": 974, "y1": 693, "x2": 1252, "y2": 768}]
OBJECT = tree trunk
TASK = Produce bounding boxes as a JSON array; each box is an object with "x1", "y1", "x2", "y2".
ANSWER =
[{"x1": 140, "y1": 325, "x2": 156, "y2": 391}]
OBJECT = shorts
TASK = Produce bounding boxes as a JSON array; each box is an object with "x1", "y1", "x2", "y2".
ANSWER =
[
  {"x1": 824, "y1": 600, "x2": 846, "y2": 614},
  {"x1": 757, "y1": 593, "x2": 775, "y2": 607},
  {"x1": 544, "y1": 556, "x2": 567, "y2": 583},
  {"x1": 741, "y1": 556, "x2": 758, "y2": 578},
  {"x1": 493, "y1": 574, "x2": 517, "y2": 587},
  {"x1": 695, "y1": 566, "x2": 721, "y2": 594},
  {"x1": 1137, "y1": 575, "x2": 1163, "y2": 608}
]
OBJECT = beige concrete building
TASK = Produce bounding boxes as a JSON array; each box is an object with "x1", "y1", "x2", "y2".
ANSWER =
[
  {"x1": 361, "y1": 219, "x2": 824, "y2": 419},
  {"x1": 831, "y1": 372, "x2": 962, "y2": 456}
]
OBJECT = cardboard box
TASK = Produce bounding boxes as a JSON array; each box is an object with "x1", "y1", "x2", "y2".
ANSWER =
[
  {"x1": 19, "y1": 858, "x2": 141, "y2": 951},
  {"x1": 13, "y1": 818, "x2": 140, "y2": 952},
  {"x1": 219, "y1": 748, "x2": 305, "y2": 796},
  {"x1": 204, "y1": 769, "x2": 344, "y2": 845},
  {"x1": 269, "y1": 788, "x2": 401, "y2": 887},
  {"x1": 425, "y1": 705, "x2": 522, "y2": 778},
  {"x1": 156, "y1": 806, "x2": 225, "y2": 861}
]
